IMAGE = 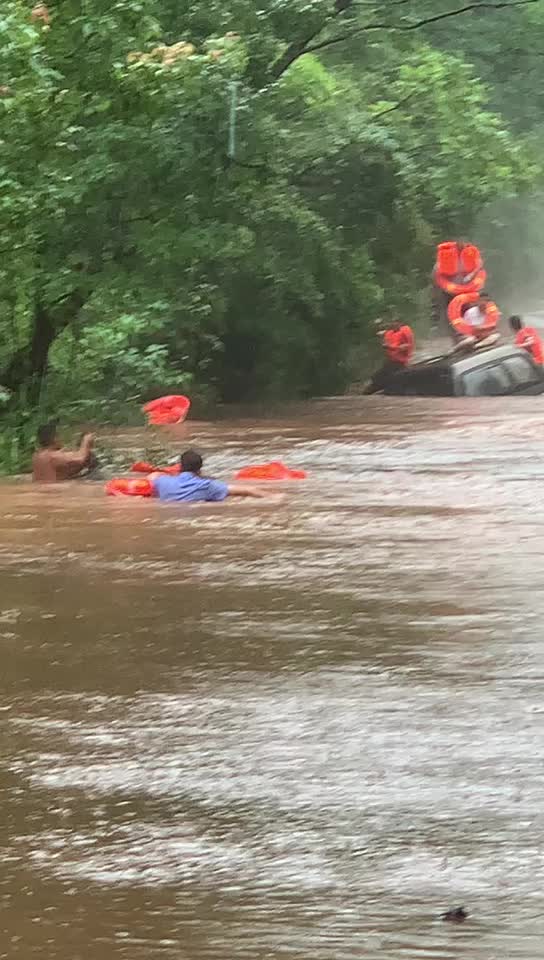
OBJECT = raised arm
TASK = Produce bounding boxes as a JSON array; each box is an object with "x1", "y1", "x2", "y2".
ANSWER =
[{"x1": 52, "y1": 433, "x2": 95, "y2": 477}]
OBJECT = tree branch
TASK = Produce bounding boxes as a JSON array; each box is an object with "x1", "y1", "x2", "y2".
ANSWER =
[
  {"x1": 270, "y1": 0, "x2": 357, "y2": 82},
  {"x1": 271, "y1": 0, "x2": 540, "y2": 79},
  {"x1": 370, "y1": 91, "x2": 416, "y2": 118}
]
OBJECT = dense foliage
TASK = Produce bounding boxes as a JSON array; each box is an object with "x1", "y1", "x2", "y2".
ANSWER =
[{"x1": 0, "y1": 0, "x2": 542, "y2": 455}]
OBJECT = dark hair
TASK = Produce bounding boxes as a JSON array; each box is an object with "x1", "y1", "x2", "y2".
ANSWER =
[
  {"x1": 180, "y1": 449, "x2": 203, "y2": 473},
  {"x1": 509, "y1": 315, "x2": 523, "y2": 332},
  {"x1": 36, "y1": 421, "x2": 58, "y2": 448}
]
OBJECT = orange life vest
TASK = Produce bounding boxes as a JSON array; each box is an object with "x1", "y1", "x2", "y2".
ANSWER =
[
  {"x1": 515, "y1": 328, "x2": 544, "y2": 365},
  {"x1": 434, "y1": 242, "x2": 486, "y2": 296},
  {"x1": 131, "y1": 461, "x2": 180, "y2": 475},
  {"x1": 142, "y1": 395, "x2": 191, "y2": 426},
  {"x1": 105, "y1": 477, "x2": 154, "y2": 497},
  {"x1": 234, "y1": 462, "x2": 307, "y2": 481},
  {"x1": 383, "y1": 325, "x2": 414, "y2": 365}
]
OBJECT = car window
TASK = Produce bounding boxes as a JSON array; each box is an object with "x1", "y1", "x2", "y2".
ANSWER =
[
  {"x1": 461, "y1": 361, "x2": 511, "y2": 396},
  {"x1": 502, "y1": 353, "x2": 541, "y2": 388}
]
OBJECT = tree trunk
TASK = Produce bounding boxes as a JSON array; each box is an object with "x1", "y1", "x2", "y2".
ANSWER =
[{"x1": 1, "y1": 292, "x2": 85, "y2": 404}]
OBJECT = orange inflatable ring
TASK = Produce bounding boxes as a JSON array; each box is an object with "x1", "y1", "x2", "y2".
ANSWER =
[
  {"x1": 235, "y1": 461, "x2": 307, "y2": 481},
  {"x1": 447, "y1": 293, "x2": 500, "y2": 338},
  {"x1": 142, "y1": 395, "x2": 191, "y2": 426},
  {"x1": 105, "y1": 477, "x2": 154, "y2": 497},
  {"x1": 434, "y1": 267, "x2": 487, "y2": 296}
]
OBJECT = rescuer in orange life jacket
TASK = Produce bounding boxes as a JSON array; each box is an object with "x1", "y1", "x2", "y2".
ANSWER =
[
  {"x1": 509, "y1": 315, "x2": 544, "y2": 365},
  {"x1": 434, "y1": 241, "x2": 484, "y2": 291},
  {"x1": 432, "y1": 240, "x2": 486, "y2": 337},
  {"x1": 363, "y1": 316, "x2": 415, "y2": 394}
]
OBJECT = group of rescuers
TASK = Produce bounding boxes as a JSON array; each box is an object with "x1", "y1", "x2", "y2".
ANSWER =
[
  {"x1": 362, "y1": 310, "x2": 543, "y2": 395},
  {"x1": 361, "y1": 238, "x2": 544, "y2": 393}
]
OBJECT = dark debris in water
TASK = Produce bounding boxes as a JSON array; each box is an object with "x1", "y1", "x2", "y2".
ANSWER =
[{"x1": 440, "y1": 906, "x2": 468, "y2": 923}]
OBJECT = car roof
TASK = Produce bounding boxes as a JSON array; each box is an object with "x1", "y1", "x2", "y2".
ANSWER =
[{"x1": 449, "y1": 344, "x2": 528, "y2": 373}]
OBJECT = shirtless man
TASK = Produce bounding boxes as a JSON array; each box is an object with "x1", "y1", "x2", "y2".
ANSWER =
[{"x1": 32, "y1": 423, "x2": 96, "y2": 482}]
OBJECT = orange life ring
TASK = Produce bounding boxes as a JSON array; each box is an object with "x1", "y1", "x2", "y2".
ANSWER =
[
  {"x1": 434, "y1": 267, "x2": 487, "y2": 296},
  {"x1": 447, "y1": 293, "x2": 500, "y2": 338},
  {"x1": 105, "y1": 477, "x2": 154, "y2": 497}
]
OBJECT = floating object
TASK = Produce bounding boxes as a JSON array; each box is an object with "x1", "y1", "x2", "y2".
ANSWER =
[
  {"x1": 434, "y1": 241, "x2": 486, "y2": 296},
  {"x1": 441, "y1": 906, "x2": 468, "y2": 923},
  {"x1": 448, "y1": 293, "x2": 500, "y2": 339},
  {"x1": 105, "y1": 477, "x2": 154, "y2": 497},
  {"x1": 142, "y1": 395, "x2": 191, "y2": 426},
  {"x1": 130, "y1": 461, "x2": 180, "y2": 475},
  {"x1": 234, "y1": 461, "x2": 307, "y2": 481}
]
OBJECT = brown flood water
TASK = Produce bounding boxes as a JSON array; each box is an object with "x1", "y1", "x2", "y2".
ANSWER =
[{"x1": 2, "y1": 396, "x2": 544, "y2": 959}]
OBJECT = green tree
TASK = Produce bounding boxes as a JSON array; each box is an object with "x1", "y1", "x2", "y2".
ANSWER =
[{"x1": 0, "y1": 0, "x2": 539, "y2": 435}]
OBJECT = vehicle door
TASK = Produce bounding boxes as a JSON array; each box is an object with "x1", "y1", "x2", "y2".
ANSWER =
[
  {"x1": 456, "y1": 358, "x2": 512, "y2": 396},
  {"x1": 500, "y1": 353, "x2": 544, "y2": 395}
]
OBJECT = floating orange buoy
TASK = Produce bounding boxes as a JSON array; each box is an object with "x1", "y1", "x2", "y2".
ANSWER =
[
  {"x1": 105, "y1": 477, "x2": 154, "y2": 497},
  {"x1": 234, "y1": 461, "x2": 307, "y2": 481},
  {"x1": 130, "y1": 461, "x2": 180, "y2": 475},
  {"x1": 447, "y1": 293, "x2": 500, "y2": 339},
  {"x1": 142, "y1": 395, "x2": 191, "y2": 426}
]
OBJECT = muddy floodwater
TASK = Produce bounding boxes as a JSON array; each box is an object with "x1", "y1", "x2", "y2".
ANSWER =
[{"x1": 2, "y1": 396, "x2": 544, "y2": 959}]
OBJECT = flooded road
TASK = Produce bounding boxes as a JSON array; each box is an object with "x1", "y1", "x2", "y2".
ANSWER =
[{"x1": 2, "y1": 396, "x2": 544, "y2": 959}]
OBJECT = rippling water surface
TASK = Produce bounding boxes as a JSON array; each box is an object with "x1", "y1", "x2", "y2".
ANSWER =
[{"x1": 2, "y1": 396, "x2": 544, "y2": 959}]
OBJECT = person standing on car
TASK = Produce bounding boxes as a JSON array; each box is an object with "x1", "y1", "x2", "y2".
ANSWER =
[
  {"x1": 509, "y1": 315, "x2": 544, "y2": 365},
  {"x1": 363, "y1": 317, "x2": 415, "y2": 394}
]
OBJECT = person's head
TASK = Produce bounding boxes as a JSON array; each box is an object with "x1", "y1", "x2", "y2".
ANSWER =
[
  {"x1": 389, "y1": 316, "x2": 401, "y2": 331},
  {"x1": 36, "y1": 422, "x2": 60, "y2": 449},
  {"x1": 509, "y1": 314, "x2": 523, "y2": 333},
  {"x1": 180, "y1": 449, "x2": 203, "y2": 474}
]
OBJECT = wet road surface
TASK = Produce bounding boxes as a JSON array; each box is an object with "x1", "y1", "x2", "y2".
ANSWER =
[{"x1": 2, "y1": 396, "x2": 544, "y2": 959}]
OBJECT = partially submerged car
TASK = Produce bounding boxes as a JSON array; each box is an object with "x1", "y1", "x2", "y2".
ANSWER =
[{"x1": 384, "y1": 344, "x2": 544, "y2": 397}]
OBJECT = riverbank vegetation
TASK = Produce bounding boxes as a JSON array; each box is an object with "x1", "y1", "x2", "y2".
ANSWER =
[{"x1": 0, "y1": 0, "x2": 542, "y2": 467}]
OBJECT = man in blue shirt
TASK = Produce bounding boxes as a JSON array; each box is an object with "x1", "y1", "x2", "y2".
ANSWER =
[{"x1": 151, "y1": 449, "x2": 267, "y2": 504}]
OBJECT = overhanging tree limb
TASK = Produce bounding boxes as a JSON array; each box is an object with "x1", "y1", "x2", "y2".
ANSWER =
[
  {"x1": 269, "y1": 0, "x2": 359, "y2": 81},
  {"x1": 371, "y1": 91, "x2": 417, "y2": 118},
  {"x1": 270, "y1": 0, "x2": 541, "y2": 80}
]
